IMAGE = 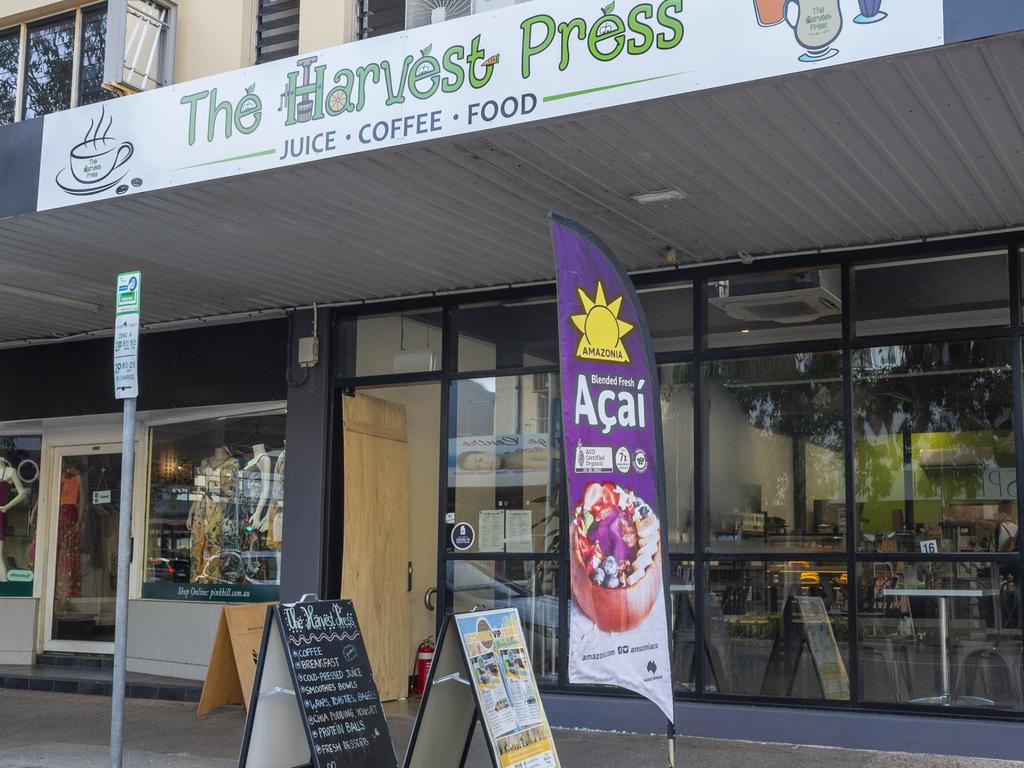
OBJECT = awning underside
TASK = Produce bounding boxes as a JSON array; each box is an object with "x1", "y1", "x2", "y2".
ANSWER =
[{"x1": 2, "y1": 32, "x2": 1023, "y2": 344}]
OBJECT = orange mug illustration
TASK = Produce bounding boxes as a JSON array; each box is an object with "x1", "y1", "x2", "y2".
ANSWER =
[{"x1": 753, "y1": 0, "x2": 785, "y2": 27}]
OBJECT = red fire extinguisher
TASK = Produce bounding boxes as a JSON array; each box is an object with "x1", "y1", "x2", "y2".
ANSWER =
[{"x1": 412, "y1": 637, "x2": 434, "y2": 696}]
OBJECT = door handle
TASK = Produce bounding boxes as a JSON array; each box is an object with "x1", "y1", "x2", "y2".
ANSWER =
[{"x1": 424, "y1": 587, "x2": 437, "y2": 612}]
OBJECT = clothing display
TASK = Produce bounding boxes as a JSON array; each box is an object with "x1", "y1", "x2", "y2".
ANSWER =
[
  {"x1": 144, "y1": 415, "x2": 287, "y2": 599},
  {"x1": 0, "y1": 482, "x2": 7, "y2": 541},
  {"x1": 267, "y1": 450, "x2": 285, "y2": 551},
  {"x1": 55, "y1": 469, "x2": 83, "y2": 599},
  {"x1": 188, "y1": 454, "x2": 236, "y2": 583}
]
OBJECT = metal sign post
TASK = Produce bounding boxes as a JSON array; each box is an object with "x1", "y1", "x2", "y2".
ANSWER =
[{"x1": 110, "y1": 271, "x2": 141, "y2": 768}]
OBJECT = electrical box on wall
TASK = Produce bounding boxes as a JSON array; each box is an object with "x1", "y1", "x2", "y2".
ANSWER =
[{"x1": 298, "y1": 336, "x2": 319, "y2": 368}]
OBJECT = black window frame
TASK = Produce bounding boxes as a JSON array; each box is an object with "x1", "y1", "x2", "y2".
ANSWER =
[{"x1": 323, "y1": 231, "x2": 1024, "y2": 721}]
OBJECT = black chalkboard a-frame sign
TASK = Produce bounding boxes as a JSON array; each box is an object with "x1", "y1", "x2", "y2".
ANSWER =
[{"x1": 237, "y1": 597, "x2": 397, "y2": 768}]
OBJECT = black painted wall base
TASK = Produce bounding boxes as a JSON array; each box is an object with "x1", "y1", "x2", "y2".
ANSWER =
[{"x1": 542, "y1": 694, "x2": 1023, "y2": 762}]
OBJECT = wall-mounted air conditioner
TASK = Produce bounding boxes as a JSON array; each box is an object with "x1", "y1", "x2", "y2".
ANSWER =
[
  {"x1": 405, "y1": 0, "x2": 472, "y2": 28},
  {"x1": 710, "y1": 271, "x2": 841, "y2": 325},
  {"x1": 405, "y1": 0, "x2": 528, "y2": 28}
]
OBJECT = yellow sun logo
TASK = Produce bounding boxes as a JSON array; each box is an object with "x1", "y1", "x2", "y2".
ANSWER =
[{"x1": 571, "y1": 281, "x2": 634, "y2": 363}]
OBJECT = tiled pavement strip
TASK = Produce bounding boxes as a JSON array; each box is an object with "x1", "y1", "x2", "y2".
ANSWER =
[{"x1": 0, "y1": 690, "x2": 1022, "y2": 768}]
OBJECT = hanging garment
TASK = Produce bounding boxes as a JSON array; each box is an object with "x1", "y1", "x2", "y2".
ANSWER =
[
  {"x1": 56, "y1": 504, "x2": 82, "y2": 599},
  {"x1": 56, "y1": 470, "x2": 83, "y2": 599},
  {"x1": 190, "y1": 457, "x2": 236, "y2": 583},
  {"x1": 0, "y1": 481, "x2": 8, "y2": 541}
]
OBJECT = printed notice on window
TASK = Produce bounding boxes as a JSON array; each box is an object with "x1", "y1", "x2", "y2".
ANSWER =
[{"x1": 455, "y1": 609, "x2": 560, "y2": 768}]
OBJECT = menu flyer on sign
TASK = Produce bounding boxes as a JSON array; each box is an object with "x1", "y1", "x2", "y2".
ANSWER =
[{"x1": 455, "y1": 610, "x2": 560, "y2": 768}]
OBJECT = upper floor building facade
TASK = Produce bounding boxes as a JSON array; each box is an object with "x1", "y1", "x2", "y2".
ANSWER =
[{"x1": 0, "y1": 0, "x2": 530, "y2": 125}]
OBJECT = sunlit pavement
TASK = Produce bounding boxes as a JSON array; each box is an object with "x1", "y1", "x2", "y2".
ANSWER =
[{"x1": 0, "y1": 690, "x2": 1020, "y2": 768}]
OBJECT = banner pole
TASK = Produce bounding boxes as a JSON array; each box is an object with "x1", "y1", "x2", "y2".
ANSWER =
[{"x1": 668, "y1": 720, "x2": 676, "y2": 767}]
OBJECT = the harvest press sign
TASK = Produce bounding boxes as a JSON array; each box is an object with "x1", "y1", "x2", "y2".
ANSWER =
[{"x1": 37, "y1": 0, "x2": 943, "y2": 211}]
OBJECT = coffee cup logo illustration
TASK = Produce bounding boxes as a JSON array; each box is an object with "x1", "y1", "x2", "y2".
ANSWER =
[
  {"x1": 784, "y1": 0, "x2": 843, "y2": 63},
  {"x1": 571, "y1": 281, "x2": 634, "y2": 363},
  {"x1": 56, "y1": 106, "x2": 142, "y2": 196}
]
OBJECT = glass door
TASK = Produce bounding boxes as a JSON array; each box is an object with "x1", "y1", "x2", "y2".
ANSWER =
[{"x1": 45, "y1": 444, "x2": 122, "y2": 651}]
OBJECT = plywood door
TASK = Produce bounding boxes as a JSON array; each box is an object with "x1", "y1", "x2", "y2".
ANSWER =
[{"x1": 342, "y1": 394, "x2": 411, "y2": 702}]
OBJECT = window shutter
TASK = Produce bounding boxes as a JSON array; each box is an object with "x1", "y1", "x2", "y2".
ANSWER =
[{"x1": 256, "y1": 0, "x2": 300, "y2": 64}]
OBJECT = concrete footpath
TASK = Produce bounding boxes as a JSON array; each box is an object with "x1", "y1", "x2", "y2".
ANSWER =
[{"x1": 0, "y1": 690, "x2": 1021, "y2": 768}]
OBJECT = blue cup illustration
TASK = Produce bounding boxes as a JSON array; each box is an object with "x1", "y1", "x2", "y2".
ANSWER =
[{"x1": 855, "y1": 0, "x2": 887, "y2": 24}]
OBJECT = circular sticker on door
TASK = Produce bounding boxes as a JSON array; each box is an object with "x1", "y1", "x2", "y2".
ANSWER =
[{"x1": 451, "y1": 522, "x2": 475, "y2": 551}]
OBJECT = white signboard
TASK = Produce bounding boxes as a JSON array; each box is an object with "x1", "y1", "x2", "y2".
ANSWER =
[
  {"x1": 113, "y1": 271, "x2": 141, "y2": 399},
  {"x1": 38, "y1": 0, "x2": 944, "y2": 211}
]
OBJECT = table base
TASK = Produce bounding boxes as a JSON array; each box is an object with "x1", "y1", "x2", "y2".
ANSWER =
[{"x1": 909, "y1": 695, "x2": 995, "y2": 707}]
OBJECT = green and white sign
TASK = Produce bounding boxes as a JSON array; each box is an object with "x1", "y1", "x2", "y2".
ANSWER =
[
  {"x1": 38, "y1": 0, "x2": 944, "y2": 211},
  {"x1": 114, "y1": 271, "x2": 141, "y2": 399}
]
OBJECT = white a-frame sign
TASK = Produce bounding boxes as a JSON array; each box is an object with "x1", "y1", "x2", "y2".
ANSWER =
[
  {"x1": 238, "y1": 597, "x2": 397, "y2": 768},
  {"x1": 405, "y1": 609, "x2": 560, "y2": 768}
]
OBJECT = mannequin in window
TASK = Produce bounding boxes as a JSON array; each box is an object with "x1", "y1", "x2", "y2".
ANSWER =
[
  {"x1": 267, "y1": 448, "x2": 285, "y2": 577},
  {"x1": 188, "y1": 446, "x2": 235, "y2": 583},
  {"x1": 56, "y1": 465, "x2": 86, "y2": 600},
  {"x1": 243, "y1": 444, "x2": 272, "y2": 539},
  {"x1": 0, "y1": 457, "x2": 29, "y2": 582}
]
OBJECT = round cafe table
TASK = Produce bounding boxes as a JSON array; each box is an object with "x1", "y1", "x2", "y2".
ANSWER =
[{"x1": 881, "y1": 588, "x2": 999, "y2": 707}]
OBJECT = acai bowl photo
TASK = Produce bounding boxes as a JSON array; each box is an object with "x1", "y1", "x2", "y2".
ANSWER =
[{"x1": 570, "y1": 481, "x2": 662, "y2": 632}]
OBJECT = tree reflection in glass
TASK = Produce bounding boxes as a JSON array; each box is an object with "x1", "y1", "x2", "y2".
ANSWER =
[
  {"x1": 23, "y1": 15, "x2": 75, "y2": 119},
  {"x1": 0, "y1": 30, "x2": 18, "y2": 125},
  {"x1": 78, "y1": 6, "x2": 112, "y2": 107},
  {"x1": 853, "y1": 340, "x2": 1016, "y2": 554},
  {"x1": 705, "y1": 352, "x2": 846, "y2": 552}
]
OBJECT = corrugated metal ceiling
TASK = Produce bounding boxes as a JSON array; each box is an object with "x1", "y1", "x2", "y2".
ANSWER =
[{"x1": 1, "y1": 31, "x2": 1024, "y2": 344}]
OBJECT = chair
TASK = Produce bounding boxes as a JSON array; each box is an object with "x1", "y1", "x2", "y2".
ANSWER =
[
  {"x1": 860, "y1": 638, "x2": 911, "y2": 701},
  {"x1": 951, "y1": 639, "x2": 1024, "y2": 709}
]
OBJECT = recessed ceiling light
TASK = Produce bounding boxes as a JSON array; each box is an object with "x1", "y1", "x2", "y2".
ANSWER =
[
  {"x1": 630, "y1": 189, "x2": 686, "y2": 205},
  {"x1": 741, "y1": 329, "x2": 751, "y2": 334}
]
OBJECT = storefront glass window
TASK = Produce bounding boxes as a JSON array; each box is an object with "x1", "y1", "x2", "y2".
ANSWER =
[
  {"x1": 639, "y1": 282, "x2": 693, "y2": 354},
  {"x1": 78, "y1": 4, "x2": 112, "y2": 107},
  {"x1": 705, "y1": 560, "x2": 850, "y2": 699},
  {"x1": 853, "y1": 340, "x2": 1016, "y2": 554},
  {"x1": 457, "y1": 300, "x2": 558, "y2": 372},
  {"x1": 661, "y1": 364, "x2": 694, "y2": 553},
  {"x1": 337, "y1": 309, "x2": 443, "y2": 378},
  {"x1": 857, "y1": 560, "x2": 1022, "y2": 710},
  {"x1": 0, "y1": 436, "x2": 42, "y2": 598},
  {"x1": 144, "y1": 412, "x2": 286, "y2": 602},
  {"x1": 447, "y1": 374, "x2": 561, "y2": 555},
  {"x1": 0, "y1": 29, "x2": 18, "y2": 125},
  {"x1": 671, "y1": 562, "x2": 697, "y2": 692},
  {"x1": 22, "y1": 14, "x2": 75, "y2": 119},
  {"x1": 447, "y1": 559, "x2": 560, "y2": 684},
  {"x1": 707, "y1": 267, "x2": 841, "y2": 348},
  {"x1": 853, "y1": 252, "x2": 1009, "y2": 337},
  {"x1": 705, "y1": 352, "x2": 846, "y2": 553}
]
